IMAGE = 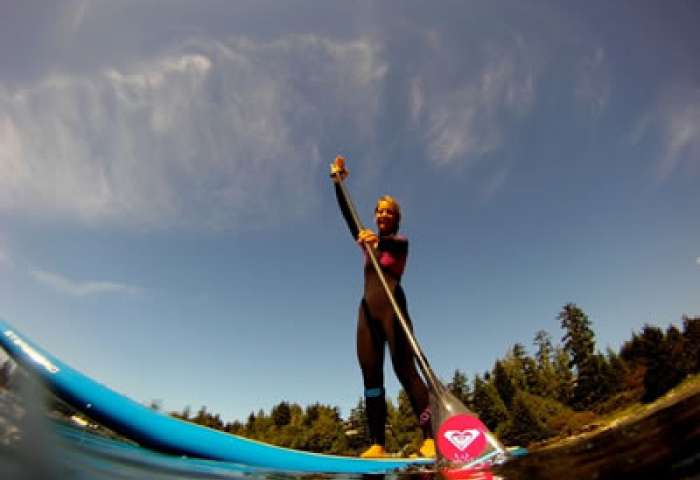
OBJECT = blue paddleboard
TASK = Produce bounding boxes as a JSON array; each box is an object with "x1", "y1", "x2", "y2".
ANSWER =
[{"x1": 0, "y1": 319, "x2": 432, "y2": 473}]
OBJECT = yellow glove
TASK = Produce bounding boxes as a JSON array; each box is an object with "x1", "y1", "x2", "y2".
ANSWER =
[{"x1": 357, "y1": 228, "x2": 378, "y2": 248}]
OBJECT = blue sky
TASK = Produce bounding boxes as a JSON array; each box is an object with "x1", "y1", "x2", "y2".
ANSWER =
[{"x1": 0, "y1": 0, "x2": 698, "y2": 423}]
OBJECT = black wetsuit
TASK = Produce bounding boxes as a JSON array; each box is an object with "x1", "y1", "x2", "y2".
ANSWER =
[{"x1": 335, "y1": 184, "x2": 430, "y2": 445}]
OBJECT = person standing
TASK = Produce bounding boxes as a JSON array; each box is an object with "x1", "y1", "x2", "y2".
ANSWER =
[{"x1": 330, "y1": 156, "x2": 434, "y2": 458}]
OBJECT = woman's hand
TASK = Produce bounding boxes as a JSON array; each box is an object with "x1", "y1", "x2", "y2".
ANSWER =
[
  {"x1": 357, "y1": 228, "x2": 379, "y2": 248},
  {"x1": 330, "y1": 155, "x2": 348, "y2": 183}
]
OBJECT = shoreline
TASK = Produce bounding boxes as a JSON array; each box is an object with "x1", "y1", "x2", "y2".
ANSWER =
[{"x1": 497, "y1": 375, "x2": 700, "y2": 479}]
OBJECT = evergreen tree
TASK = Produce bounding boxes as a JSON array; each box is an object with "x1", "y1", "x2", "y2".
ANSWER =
[
  {"x1": 272, "y1": 401, "x2": 292, "y2": 427},
  {"x1": 304, "y1": 403, "x2": 321, "y2": 426},
  {"x1": 599, "y1": 348, "x2": 627, "y2": 397},
  {"x1": 521, "y1": 355, "x2": 540, "y2": 393},
  {"x1": 194, "y1": 406, "x2": 209, "y2": 425},
  {"x1": 493, "y1": 360, "x2": 516, "y2": 408},
  {"x1": 643, "y1": 325, "x2": 690, "y2": 401},
  {"x1": 389, "y1": 390, "x2": 422, "y2": 454},
  {"x1": 504, "y1": 344, "x2": 529, "y2": 391},
  {"x1": 384, "y1": 398, "x2": 400, "y2": 453},
  {"x1": 448, "y1": 369, "x2": 471, "y2": 406},
  {"x1": 245, "y1": 411, "x2": 256, "y2": 436},
  {"x1": 665, "y1": 325, "x2": 691, "y2": 374},
  {"x1": 289, "y1": 403, "x2": 304, "y2": 426},
  {"x1": 532, "y1": 331, "x2": 559, "y2": 398},
  {"x1": 472, "y1": 375, "x2": 509, "y2": 431},
  {"x1": 553, "y1": 346, "x2": 574, "y2": 404},
  {"x1": 499, "y1": 391, "x2": 552, "y2": 446},
  {"x1": 509, "y1": 344, "x2": 528, "y2": 388},
  {"x1": 225, "y1": 420, "x2": 244, "y2": 435},
  {"x1": 301, "y1": 405, "x2": 345, "y2": 453},
  {"x1": 534, "y1": 330, "x2": 554, "y2": 367},
  {"x1": 346, "y1": 397, "x2": 369, "y2": 451},
  {"x1": 211, "y1": 412, "x2": 223, "y2": 430},
  {"x1": 636, "y1": 325, "x2": 666, "y2": 401},
  {"x1": 498, "y1": 342, "x2": 541, "y2": 395},
  {"x1": 587, "y1": 354, "x2": 616, "y2": 404},
  {"x1": 558, "y1": 303, "x2": 599, "y2": 409},
  {"x1": 511, "y1": 343, "x2": 527, "y2": 359},
  {"x1": 176, "y1": 405, "x2": 191, "y2": 420},
  {"x1": 682, "y1": 316, "x2": 700, "y2": 372}
]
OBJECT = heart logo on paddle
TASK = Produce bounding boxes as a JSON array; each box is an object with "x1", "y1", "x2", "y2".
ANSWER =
[
  {"x1": 437, "y1": 414, "x2": 488, "y2": 462},
  {"x1": 444, "y1": 429, "x2": 482, "y2": 451}
]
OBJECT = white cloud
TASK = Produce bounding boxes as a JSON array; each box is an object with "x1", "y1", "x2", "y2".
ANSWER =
[
  {"x1": 0, "y1": 35, "x2": 387, "y2": 230},
  {"x1": 64, "y1": 0, "x2": 91, "y2": 35},
  {"x1": 409, "y1": 76, "x2": 425, "y2": 124},
  {"x1": 480, "y1": 168, "x2": 509, "y2": 200},
  {"x1": 628, "y1": 112, "x2": 653, "y2": 146},
  {"x1": 0, "y1": 237, "x2": 14, "y2": 269},
  {"x1": 627, "y1": 84, "x2": 700, "y2": 181},
  {"x1": 696, "y1": 257, "x2": 700, "y2": 266},
  {"x1": 657, "y1": 86, "x2": 700, "y2": 180},
  {"x1": 413, "y1": 40, "x2": 537, "y2": 167},
  {"x1": 575, "y1": 47, "x2": 610, "y2": 115},
  {"x1": 29, "y1": 269, "x2": 141, "y2": 297}
]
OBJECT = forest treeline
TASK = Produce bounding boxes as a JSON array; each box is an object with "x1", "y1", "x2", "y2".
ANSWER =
[{"x1": 166, "y1": 304, "x2": 700, "y2": 454}]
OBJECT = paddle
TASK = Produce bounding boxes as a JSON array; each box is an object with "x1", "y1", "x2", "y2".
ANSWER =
[{"x1": 331, "y1": 156, "x2": 507, "y2": 467}]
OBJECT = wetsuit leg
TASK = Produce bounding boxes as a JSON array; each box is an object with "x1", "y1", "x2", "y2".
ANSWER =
[
  {"x1": 384, "y1": 287, "x2": 432, "y2": 436},
  {"x1": 357, "y1": 300, "x2": 386, "y2": 445}
]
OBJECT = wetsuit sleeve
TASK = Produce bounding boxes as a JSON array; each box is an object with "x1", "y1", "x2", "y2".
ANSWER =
[{"x1": 334, "y1": 182, "x2": 360, "y2": 240}]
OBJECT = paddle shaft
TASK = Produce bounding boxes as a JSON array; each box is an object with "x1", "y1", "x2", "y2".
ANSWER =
[{"x1": 334, "y1": 177, "x2": 443, "y2": 394}]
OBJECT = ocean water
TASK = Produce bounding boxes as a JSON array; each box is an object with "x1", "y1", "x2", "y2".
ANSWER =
[{"x1": 1, "y1": 386, "x2": 699, "y2": 480}]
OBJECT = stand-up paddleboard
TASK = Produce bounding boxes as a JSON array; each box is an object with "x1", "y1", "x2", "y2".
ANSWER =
[{"x1": 0, "y1": 319, "x2": 432, "y2": 474}]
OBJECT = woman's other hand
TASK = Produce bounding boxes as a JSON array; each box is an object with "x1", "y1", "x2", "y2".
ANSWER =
[{"x1": 357, "y1": 228, "x2": 379, "y2": 248}]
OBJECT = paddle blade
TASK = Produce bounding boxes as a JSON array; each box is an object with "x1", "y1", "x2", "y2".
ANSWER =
[
  {"x1": 436, "y1": 413, "x2": 488, "y2": 462},
  {"x1": 429, "y1": 389, "x2": 507, "y2": 467}
]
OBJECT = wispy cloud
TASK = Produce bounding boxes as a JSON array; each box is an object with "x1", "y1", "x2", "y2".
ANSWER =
[
  {"x1": 0, "y1": 35, "x2": 386, "y2": 230},
  {"x1": 0, "y1": 236, "x2": 14, "y2": 269},
  {"x1": 575, "y1": 47, "x2": 610, "y2": 116},
  {"x1": 409, "y1": 76, "x2": 425, "y2": 125},
  {"x1": 0, "y1": 245, "x2": 9, "y2": 267},
  {"x1": 479, "y1": 168, "x2": 510, "y2": 200},
  {"x1": 627, "y1": 83, "x2": 700, "y2": 181},
  {"x1": 29, "y1": 269, "x2": 141, "y2": 297},
  {"x1": 657, "y1": 85, "x2": 700, "y2": 180},
  {"x1": 413, "y1": 40, "x2": 537, "y2": 167},
  {"x1": 628, "y1": 112, "x2": 653, "y2": 146},
  {"x1": 62, "y1": 0, "x2": 91, "y2": 36}
]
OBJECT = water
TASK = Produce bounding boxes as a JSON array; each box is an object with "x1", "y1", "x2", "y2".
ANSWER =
[
  {"x1": 1, "y1": 387, "x2": 699, "y2": 480},
  {"x1": 2, "y1": 422, "x2": 270, "y2": 479}
]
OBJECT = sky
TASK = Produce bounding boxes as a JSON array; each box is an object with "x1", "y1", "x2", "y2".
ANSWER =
[{"x1": 0, "y1": 0, "x2": 699, "y2": 424}]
